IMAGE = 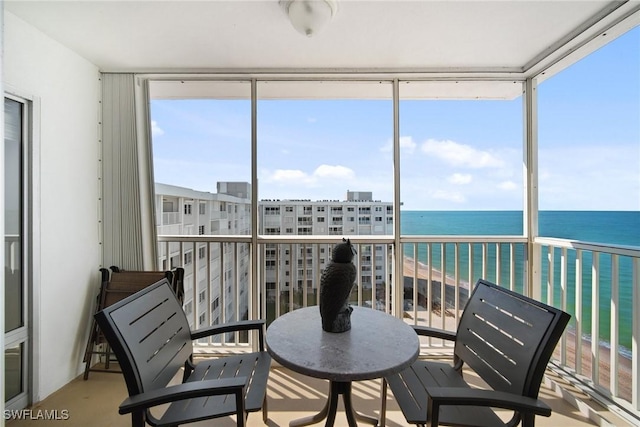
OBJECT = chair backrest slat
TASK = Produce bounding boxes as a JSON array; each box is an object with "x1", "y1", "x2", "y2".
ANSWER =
[
  {"x1": 95, "y1": 279, "x2": 193, "y2": 395},
  {"x1": 454, "y1": 280, "x2": 570, "y2": 398}
]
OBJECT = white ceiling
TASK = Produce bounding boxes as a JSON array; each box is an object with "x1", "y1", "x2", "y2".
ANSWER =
[
  {"x1": 5, "y1": 0, "x2": 639, "y2": 72},
  {"x1": 4, "y1": 0, "x2": 639, "y2": 99}
]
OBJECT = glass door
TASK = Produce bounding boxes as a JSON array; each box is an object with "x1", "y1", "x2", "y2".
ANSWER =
[{"x1": 4, "y1": 97, "x2": 30, "y2": 410}]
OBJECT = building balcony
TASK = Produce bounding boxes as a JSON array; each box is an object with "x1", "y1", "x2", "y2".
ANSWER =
[
  {"x1": 161, "y1": 211, "x2": 180, "y2": 225},
  {"x1": 3, "y1": 1, "x2": 639, "y2": 423},
  {"x1": 5, "y1": 359, "x2": 633, "y2": 426},
  {"x1": 153, "y1": 233, "x2": 640, "y2": 426}
]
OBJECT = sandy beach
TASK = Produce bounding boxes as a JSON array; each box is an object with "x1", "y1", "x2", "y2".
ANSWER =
[{"x1": 402, "y1": 255, "x2": 633, "y2": 402}]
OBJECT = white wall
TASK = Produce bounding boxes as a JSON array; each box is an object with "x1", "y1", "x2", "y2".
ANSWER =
[{"x1": 4, "y1": 12, "x2": 101, "y2": 401}]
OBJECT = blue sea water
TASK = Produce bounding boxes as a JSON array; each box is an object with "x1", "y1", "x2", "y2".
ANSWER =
[
  {"x1": 400, "y1": 210, "x2": 640, "y2": 355},
  {"x1": 401, "y1": 211, "x2": 640, "y2": 245}
]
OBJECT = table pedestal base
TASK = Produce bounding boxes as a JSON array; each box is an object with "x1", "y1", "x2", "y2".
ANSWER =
[{"x1": 290, "y1": 381, "x2": 379, "y2": 427}]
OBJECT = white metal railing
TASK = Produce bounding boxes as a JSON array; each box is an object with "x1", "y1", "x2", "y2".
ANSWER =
[
  {"x1": 162, "y1": 211, "x2": 180, "y2": 225},
  {"x1": 209, "y1": 211, "x2": 228, "y2": 221},
  {"x1": 535, "y1": 236, "x2": 640, "y2": 420},
  {"x1": 399, "y1": 236, "x2": 528, "y2": 350},
  {"x1": 155, "y1": 233, "x2": 640, "y2": 422}
]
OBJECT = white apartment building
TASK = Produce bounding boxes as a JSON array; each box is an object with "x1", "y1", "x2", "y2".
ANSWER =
[
  {"x1": 155, "y1": 183, "x2": 394, "y2": 322},
  {"x1": 155, "y1": 182, "x2": 252, "y2": 330},
  {"x1": 259, "y1": 191, "x2": 394, "y2": 309}
]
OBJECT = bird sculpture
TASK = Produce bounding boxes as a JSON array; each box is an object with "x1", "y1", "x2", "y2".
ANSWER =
[{"x1": 319, "y1": 238, "x2": 357, "y2": 332}]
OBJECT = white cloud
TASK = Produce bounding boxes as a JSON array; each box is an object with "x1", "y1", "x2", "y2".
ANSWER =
[
  {"x1": 271, "y1": 169, "x2": 310, "y2": 183},
  {"x1": 498, "y1": 180, "x2": 518, "y2": 190},
  {"x1": 313, "y1": 164, "x2": 355, "y2": 180},
  {"x1": 263, "y1": 164, "x2": 355, "y2": 188},
  {"x1": 151, "y1": 120, "x2": 164, "y2": 136},
  {"x1": 400, "y1": 136, "x2": 417, "y2": 153},
  {"x1": 448, "y1": 173, "x2": 473, "y2": 185},
  {"x1": 380, "y1": 135, "x2": 417, "y2": 153},
  {"x1": 420, "y1": 139, "x2": 504, "y2": 168}
]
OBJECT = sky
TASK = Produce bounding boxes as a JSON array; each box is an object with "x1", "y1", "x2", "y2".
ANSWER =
[{"x1": 151, "y1": 26, "x2": 639, "y2": 211}]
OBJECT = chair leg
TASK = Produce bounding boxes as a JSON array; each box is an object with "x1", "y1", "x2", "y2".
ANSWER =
[
  {"x1": 83, "y1": 320, "x2": 99, "y2": 380},
  {"x1": 262, "y1": 394, "x2": 268, "y2": 423},
  {"x1": 379, "y1": 378, "x2": 388, "y2": 427},
  {"x1": 104, "y1": 343, "x2": 111, "y2": 369},
  {"x1": 238, "y1": 412, "x2": 247, "y2": 427},
  {"x1": 521, "y1": 413, "x2": 535, "y2": 427},
  {"x1": 82, "y1": 349, "x2": 93, "y2": 380}
]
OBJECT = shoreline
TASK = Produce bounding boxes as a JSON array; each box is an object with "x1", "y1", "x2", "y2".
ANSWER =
[{"x1": 402, "y1": 255, "x2": 633, "y2": 401}]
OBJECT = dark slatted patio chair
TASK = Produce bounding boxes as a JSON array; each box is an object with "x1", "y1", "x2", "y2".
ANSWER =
[
  {"x1": 94, "y1": 278, "x2": 271, "y2": 427},
  {"x1": 83, "y1": 266, "x2": 184, "y2": 379},
  {"x1": 382, "y1": 279, "x2": 570, "y2": 427}
]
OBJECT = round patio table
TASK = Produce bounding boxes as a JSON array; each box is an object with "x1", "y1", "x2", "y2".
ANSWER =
[{"x1": 266, "y1": 306, "x2": 419, "y2": 427}]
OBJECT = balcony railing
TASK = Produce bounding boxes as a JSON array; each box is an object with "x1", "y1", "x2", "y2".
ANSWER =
[
  {"x1": 534, "y1": 236, "x2": 640, "y2": 419},
  {"x1": 161, "y1": 211, "x2": 180, "y2": 225},
  {"x1": 156, "y1": 233, "x2": 640, "y2": 424}
]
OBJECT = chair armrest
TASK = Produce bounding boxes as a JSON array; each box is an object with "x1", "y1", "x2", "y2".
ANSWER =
[
  {"x1": 412, "y1": 325, "x2": 457, "y2": 341},
  {"x1": 118, "y1": 377, "x2": 247, "y2": 414},
  {"x1": 190, "y1": 319, "x2": 265, "y2": 340},
  {"x1": 191, "y1": 319, "x2": 267, "y2": 351},
  {"x1": 428, "y1": 387, "x2": 552, "y2": 416}
]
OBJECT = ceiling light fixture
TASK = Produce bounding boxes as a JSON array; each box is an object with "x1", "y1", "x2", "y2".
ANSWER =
[{"x1": 279, "y1": 0, "x2": 338, "y2": 37}]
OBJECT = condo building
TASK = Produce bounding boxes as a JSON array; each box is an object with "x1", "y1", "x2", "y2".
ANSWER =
[
  {"x1": 260, "y1": 192, "x2": 394, "y2": 309},
  {"x1": 155, "y1": 182, "x2": 252, "y2": 330},
  {"x1": 155, "y1": 183, "x2": 394, "y2": 327}
]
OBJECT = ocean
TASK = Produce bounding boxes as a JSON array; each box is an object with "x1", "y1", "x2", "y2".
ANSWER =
[{"x1": 400, "y1": 210, "x2": 640, "y2": 356}]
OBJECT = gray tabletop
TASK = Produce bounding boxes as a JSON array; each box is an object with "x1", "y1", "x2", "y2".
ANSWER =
[{"x1": 266, "y1": 306, "x2": 419, "y2": 382}]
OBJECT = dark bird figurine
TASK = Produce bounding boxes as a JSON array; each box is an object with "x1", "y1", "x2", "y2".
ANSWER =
[{"x1": 319, "y1": 238, "x2": 357, "y2": 332}]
